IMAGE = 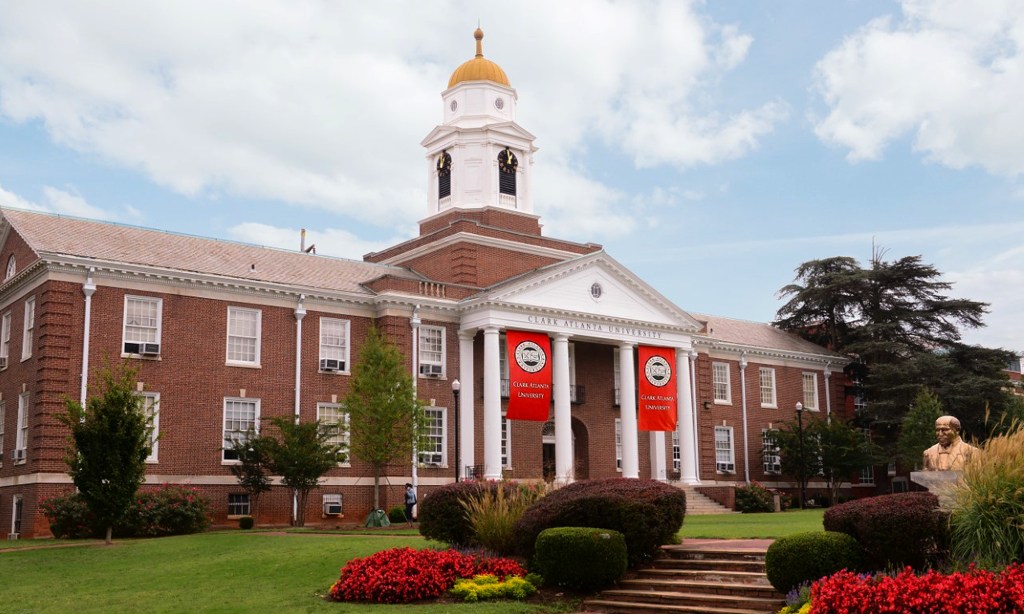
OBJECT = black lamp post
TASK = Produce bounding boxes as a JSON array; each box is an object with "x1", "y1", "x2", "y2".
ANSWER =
[
  {"x1": 452, "y1": 379, "x2": 461, "y2": 483},
  {"x1": 795, "y1": 401, "x2": 806, "y2": 510}
]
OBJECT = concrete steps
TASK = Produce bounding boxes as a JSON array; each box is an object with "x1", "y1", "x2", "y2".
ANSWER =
[
  {"x1": 677, "y1": 485, "x2": 735, "y2": 515},
  {"x1": 582, "y1": 544, "x2": 785, "y2": 614}
]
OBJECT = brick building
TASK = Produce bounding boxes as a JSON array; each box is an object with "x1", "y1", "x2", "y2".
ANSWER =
[{"x1": 0, "y1": 29, "x2": 846, "y2": 538}]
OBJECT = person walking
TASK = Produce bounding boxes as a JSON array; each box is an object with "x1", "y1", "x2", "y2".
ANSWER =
[{"x1": 404, "y1": 483, "x2": 417, "y2": 524}]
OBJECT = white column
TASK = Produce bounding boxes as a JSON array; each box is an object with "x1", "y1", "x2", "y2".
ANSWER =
[
  {"x1": 650, "y1": 431, "x2": 667, "y2": 481},
  {"x1": 689, "y1": 350, "x2": 701, "y2": 483},
  {"x1": 458, "y1": 331, "x2": 476, "y2": 478},
  {"x1": 80, "y1": 269, "x2": 96, "y2": 405},
  {"x1": 677, "y1": 349, "x2": 697, "y2": 484},
  {"x1": 293, "y1": 295, "x2": 306, "y2": 422},
  {"x1": 824, "y1": 362, "x2": 832, "y2": 422},
  {"x1": 411, "y1": 307, "x2": 420, "y2": 494},
  {"x1": 482, "y1": 326, "x2": 502, "y2": 480},
  {"x1": 553, "y1": 334, "x2": 573, "y2": 485},
  {"x1": 619, "y1": 342, "x2": 639, "y2": 479}
]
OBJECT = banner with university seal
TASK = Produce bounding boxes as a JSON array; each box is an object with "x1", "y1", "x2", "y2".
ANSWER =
[
  {"x1": 505, "y1": 330, "x2": 552, "y2": 421},
  {"x1": 637, "y1": 345, "x2": 677, "y2": 431}
]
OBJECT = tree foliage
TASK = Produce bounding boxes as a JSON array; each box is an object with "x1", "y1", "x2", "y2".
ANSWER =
[
  {"x1": 342, "y1": 326, "x2": 426, "y2": 510},
  {"x1": 261, "y1": 416, "x2": 343, "y2": 526},
  {"x1": 896, "y1": 388, "x2": 945, "y2": 471},
  {"x1": 227, "y1": 432, "x2": 273, "y2": 521},
  {"x1": 60, "y1": 363, "x2": 153, "y2": 544},
  {"x1": 775, "y1": 247, "x2": 1015, "y2": 441}
]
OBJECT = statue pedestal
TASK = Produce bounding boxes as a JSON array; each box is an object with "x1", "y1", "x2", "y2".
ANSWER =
[{"x1": 910, "y1": 471, "x2": 961, "y2": 509}]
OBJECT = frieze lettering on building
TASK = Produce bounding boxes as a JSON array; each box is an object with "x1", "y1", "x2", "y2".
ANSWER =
[{"x1": 525, "y1": 315, "x2": 663, "y2": 340}]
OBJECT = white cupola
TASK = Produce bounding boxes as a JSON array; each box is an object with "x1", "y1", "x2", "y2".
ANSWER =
[{"x1": 420, "y1": 28, "x2": 537, "y2": 217}]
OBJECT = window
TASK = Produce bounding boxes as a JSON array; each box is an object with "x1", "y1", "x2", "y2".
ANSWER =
[
  {"x1": 317, "y1": 403, "x2": 350, "y2": 464},
  {"x1": 715, "y1": 426, "x2": 735, "y2": 473},
  {"x1": 802, "y1": 372, "x2": 819, "y2": 411},
  {"x1": 762, "y1": 429, "x2": 781, "y2": 474},
  {"x1": 15, "y1": 392, "x2": 28, "y2": 461},
  {"x1": 21, "y1": 296, "x2": 35, "y2": 361},
  {"x1": 501, "y1": 411, "x2": 510, "y2": 468},
  {"x1": 712, "y1": 362, "x2": 731, "y2": 403},
  {"x1": 499, "y1": 335, "x2": 509, "y2": 397},
  {"x1": 123, "y1": 296, "x2": 162, "y2": 355},
  {"x1": 672, "y1": 429, "x2": 680, "y2": 471},
  {"x1": 614, "y1": 418, "x2": 622, "y2": 471},
  {"x1": 419, "y1": 326, "x2": 445, "y2": 378},
  {"x1": 0, "y1": 312, "x2": 9, "y2": 367},
  {"x1": 613, "y1": 348, "x2": 621, "y2": 406},
  {"x1": 759, "y1": 367, "x2": 777, "y2": 407},
  {"x1": 12, "y1": 495, "x2": 23, "y2": 535},
  {"x1": 142, "y1": 392, "x2": 159, "y2": 463},
  {"x1": 226, "y1": 307, "x2": 261, "y2": 365},
  {"x1": 860, "y1": 465, "x2": 875, "y2": 485},
  {"x1": 0, "y1": 400, "x2": 5, "y2": 464},
  {"x1": 227, "y1": 494, "x2": 250, "y2": 517},
  {"x1": 319, "y1": 318, "x2": 349, "y2": 372},
  {"x1": 418, "y1": 407, "x2": 446, "y2": 466},
  {"x1": 4, "y1": 255, "x2": 15, "y2": 280},
  {"x1": 222, "y1": 398, "x2": 259, "y2": 461}
]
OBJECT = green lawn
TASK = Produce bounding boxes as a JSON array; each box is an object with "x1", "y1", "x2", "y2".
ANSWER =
[{"x1": 679, "y1": 509, "x2": 825, "y2": 539}]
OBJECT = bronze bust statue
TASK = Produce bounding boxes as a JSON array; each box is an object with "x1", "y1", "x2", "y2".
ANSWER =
[{"x1": 922, "y1": 415, "x2": 977, "y2": 471}]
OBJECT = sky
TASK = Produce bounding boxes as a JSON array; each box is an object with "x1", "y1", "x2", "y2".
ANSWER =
[{"x1": 0, "y1": 0, "x2": 1021, "y2": 355}]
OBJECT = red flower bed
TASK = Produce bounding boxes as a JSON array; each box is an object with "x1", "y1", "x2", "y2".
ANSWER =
[
  {"x1": 328, "y1": 547, "x2": 525, "y2": 604},
  {"x1": 811, "y1": 564, "x2": 1024, "y2": 613}
]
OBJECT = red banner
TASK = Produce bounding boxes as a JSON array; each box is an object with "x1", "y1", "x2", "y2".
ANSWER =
[
  {"x1": 637, "y1": 346, "x2": 677, "y2": 431},
  {"x1": 505, "y1": 330, "x2": 552, "y2": 421}
]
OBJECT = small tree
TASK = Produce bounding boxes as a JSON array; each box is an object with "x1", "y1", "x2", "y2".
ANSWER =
[
  {"x1": 343, "y1": 326, "x2": 427, "y2": 511},
  {"x1": 771, "y1": 419, "x2": 822, "y2": 508},
  {"x1": 60, "y1": 364, "x2": 153, "y2": 544},
  {"x1": 815, "y1": 418, "x2": 885, "y2": 505},
  {"x1": 897, "y1": 388, "x2": 945, "y2": 470},
  {"x1": 227, "y1": 432, "x2": 273, "y2": 522},
  {"x1": 262, "y1": 416, "x2": 343, "y2": 527}
]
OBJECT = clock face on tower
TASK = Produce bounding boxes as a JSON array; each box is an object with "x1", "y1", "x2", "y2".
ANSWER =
[
  {"x1": 498, "y1": 147, "x2": 518, "y2": 173},
  {"x1": 436, "y1": 151, "x2": 452, "y2": 176}
]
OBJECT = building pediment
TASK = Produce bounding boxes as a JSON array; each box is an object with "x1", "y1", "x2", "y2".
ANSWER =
[{"x1": 420, "y1": 122, "x2": 536, "y2": 148}]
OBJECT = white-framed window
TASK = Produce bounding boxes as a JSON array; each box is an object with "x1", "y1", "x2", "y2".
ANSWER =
[
  {"x1": 613, "y1": 348, "x2": 621, "y2": 406},
  {"x1": 318, "y1": 318, "x2": 349, "y2": 372},
  {"x1": 123, "y1": 296, "x2": 162, "y2": 356},
  {"x1": 0, "y1": 400, "x2": 5, "y2": 464},
  {"x1": 5, "y1": 255, "x2": 15, "y2": 281},
  {"x1": 759, "y1": 367, "x2": 777, "y2": 408},
  {"x1": 887, "y1": 459, "x2": 897, "y2": 476},
  {"x1": 762, "y1": 429, "x2": 781, "y2": 474},
  {"x1": 15, "y1": 392, "x2": 29, "y2": 461},
  {"x1": 499, "y1": 335, "x2": 509, "y2": 397},
  {"x1": 501, "y1": 410, "x2": 511, "y2": 468},
  {"x1": 672, "y1": 429, "x2": 680, "y2": 471},
  {"x1": 0, "y1": 312, "x2": 9, "y2": 367},
  {"x1": 21, "y1": 296, "x2": 35, "y2": 361},
  {"x1": 860, "y1": 428, "x2": 875, "y2": 484},
  {"x1": 615, "y1": 418, "x2": 623, "y2": 471},
  {"x1": 142, "y1": 392, "x2": 159, "y2": 463},
  {"x1": 418, "y1": 406, "x2": 446, "y2": 466},
  {"x1": 317, "y1": 402, "x2": 350, "y2": 465},
  {"x1": 715, "y1": 426, "x2": 735, "y2": 473},
  {"x1": 226, "y1": 307, "x2": 261, "y2": 366},
  {"x1": 712, "y1": 362, "x2": 731, "y2": 404},
  {"x1": 227, "y1": 494, "x2": 250, "y2": 517},
  {"x1": 222, "y1": 398, "x2": 259, "y2": 461},
  {"x1": 12, "y1": 494, "x2": 23, "y2": 535},
  {"x1": 802, "y1": 372, "x2": 819, "y2": 411},
  {"x1": 419, "y1": 326, "x2": 445, "y2": 378}
]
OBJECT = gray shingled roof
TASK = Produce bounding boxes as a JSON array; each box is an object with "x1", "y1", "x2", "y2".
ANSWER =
[
  {"x1": 692, "y1": 313, "x2": 846, "y2": 358},
  {"x1": 1, "y1": 208, "x2": 420, "y2": 295}
]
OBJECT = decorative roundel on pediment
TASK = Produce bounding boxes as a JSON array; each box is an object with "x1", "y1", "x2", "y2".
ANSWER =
[
  {"x1": 644, "y1": 355, "x2": 672, "y2": 388},
  {"x1": 450, "y1": 100, "x2": 458, "y2": 112},
  {"x1": 494, "y1": 97, "x2": 504, "y2": 110},
  {"x1": 514, "y1": 340, "x2": 547, "y2": 373},
  {"x1": 590, "y1": 282, "x2": 603, "y2": 300}
]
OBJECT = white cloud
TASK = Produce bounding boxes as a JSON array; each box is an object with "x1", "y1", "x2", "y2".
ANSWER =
[
  {"x1": 0, "y1": 1, "x2": 780, "y2": 237},
  {"x1": 0, "y1": 183, "x2": 119, "y2": 219},
  {"x1": 813, "y1": 0, "x2": 1024, "y2": 176},
  {"x1": 228, "y1": 222, "x2": 407, "y2": 261}
]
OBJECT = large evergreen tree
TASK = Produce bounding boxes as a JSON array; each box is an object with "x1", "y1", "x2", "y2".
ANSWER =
[
  {"x1": 61, "y1": 364, "x2": 154, "y2": 544},
  {"x1": 776, "y1": 247, "x2": 1016, "y2": 441},
  {"x1": 342, "y1": 326, "x2": 426, "y2": 511}
]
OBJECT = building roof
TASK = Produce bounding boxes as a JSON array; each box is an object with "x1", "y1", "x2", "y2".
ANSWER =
[
  {"x1": 693, "y1": 313, "x2": 847, "y2": 359},
  {"x1": 448, "y1": 28, "x2": 510, "y2": 88},
  {"x1": 1, "y1": 208, "x2": 421, "y2": 295}
]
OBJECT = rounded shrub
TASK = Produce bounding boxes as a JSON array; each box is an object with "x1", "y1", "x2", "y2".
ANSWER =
[
  {"x1": 418, "y1": 481, "x2": 500, "y2": 546},
  {"x1": 533, "y1": 527, "x2": 628, "y2": 590},
  {"x1": 238, "y1": 516, "x2": 255, "y2": 530},
  {"x1": 387, "y1": 505, "x2": 408, "y2": 523},
  {"x1": 514, "y1": 478, "x2": 686, "y2": 567},
  {"x1": 765, "y1": 530, "x2": 864, "y2": 593},
  {"x1": 124, "y1": 485, "x2": 212, "y2": 536},
  {"x1": 40, "y1": 492, "x2": 95, "y2": 539},
  {"x1": 823, "y1": 492, "x2": 948, "y2": 570},
  {"x1": 735, "y1": 481, "x2": 775, "y2": 513}
]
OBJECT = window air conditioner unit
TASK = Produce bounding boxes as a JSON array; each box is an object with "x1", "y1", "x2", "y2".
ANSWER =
[
  {"x1": 716, "y1": 462, "x2": 734, "y2": 473},
  {"x1": 764, "y1": 463, "x2": 781, "y2": 474},
  {"x1": 13, "y1": 449, "x2": 25, "y2": 461},
  {"x1": 7, "y1": 533, "x2": 19, "y2": 541},
  {"x1": 0, "y1": 356, "x2": 7, "y2": 369},
  {"x1": 124, "y1": 342, "x2": 141, "y2": 354},
  {"x1": 323, "y1": 495, "x2": 343, "y2": 516},
  {"x1": 419, "y1": 364, "x2": 442, "y2": 377},
  {"x1": 320, "y1": 358, "x2": 343, "y2": 372},
  {"x1": 140, "y1": 342, "x2": 161, "y2": 356}
]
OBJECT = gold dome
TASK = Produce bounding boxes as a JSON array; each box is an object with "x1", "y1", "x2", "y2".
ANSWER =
[{"x1": 447, "y1": 28, "x2": 510, "y2": 88}]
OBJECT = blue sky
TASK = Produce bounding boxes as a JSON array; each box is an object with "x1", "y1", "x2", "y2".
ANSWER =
[{"x1": 0, "y1": 1, "x2": 1021, "y2": 354}]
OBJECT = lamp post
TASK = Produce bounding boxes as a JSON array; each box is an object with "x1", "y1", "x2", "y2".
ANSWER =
[
  {"x1": 795, "y1": 401, "x2": 806, "y2": 510},
  {"x1": 452, "y1": 379, "x2": 461, "y2": 483}
]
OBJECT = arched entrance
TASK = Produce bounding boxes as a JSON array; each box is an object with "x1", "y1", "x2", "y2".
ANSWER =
[{"x1": 542, "y1": 418, "x2": 589, "y2": 482}]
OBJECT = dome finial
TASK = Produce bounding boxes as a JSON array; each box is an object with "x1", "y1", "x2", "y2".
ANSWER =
[{"x1": 474, "y1": 26, "x2": 484, "y2": 58}]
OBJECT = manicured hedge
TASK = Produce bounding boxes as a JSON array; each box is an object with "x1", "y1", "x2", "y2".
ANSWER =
[
  {"x1": 418, "y1": 481, "x2": 502, "y2": 546},
  {"x1": 514, "y1": 478, "x2": 686, "y2": 567},
  {"x1": 823, "y1": 492, "x2": 949, "y2": 570},
  {"x1": 41, "y1": 486, "x2": 211, "y2": 538},
  {"x1": 765, "y1": 530, "x2": 864, "y2": 593},
  {"x1": 533, "y1": 527, "x2": 628, "y2": 590}
]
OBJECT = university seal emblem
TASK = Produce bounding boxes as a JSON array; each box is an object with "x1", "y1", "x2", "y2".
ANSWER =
[
  {"x1": 644, "y1": 355, "x2": 671, "y2": 387},
  {"x1": 514, "y1": 340, "x2": 547, "y2": 373}
]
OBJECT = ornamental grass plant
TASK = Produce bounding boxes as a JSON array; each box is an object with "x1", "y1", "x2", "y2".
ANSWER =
[
  {"x1": 950, "y1": 425, "x2": 1024, "y2": 569},
  {"x1": 460, "y1": 481, "x2": 547, "y2": 555}
]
